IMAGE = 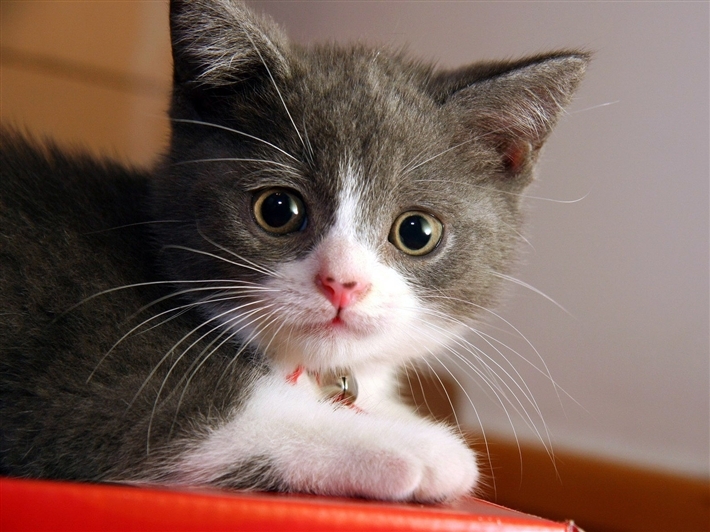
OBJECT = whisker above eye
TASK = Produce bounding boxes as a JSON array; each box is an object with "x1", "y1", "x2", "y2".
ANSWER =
[
  {"x1": 400, "y1": 138, "x2": 476, "y2": 176},
  {"x1": 237, "y1": 20, "x2": 308, "y2": 156},
  {"x1": 300, "y1": 116, "x2": 315, "y2": 165},
  {"x1": 411, "y1": 178, "x2": 590, "y2": 204},
  {"x1": 170, "y1": 118, "x2": 300, "y2": 162},
  {"x1": 172, "y1": 157, "x2": 301, "y2": 175}
]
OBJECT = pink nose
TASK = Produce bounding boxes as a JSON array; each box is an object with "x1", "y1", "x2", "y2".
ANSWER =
[{"x1": 315, "y1": 274, "x2": 369, "y2": 309}]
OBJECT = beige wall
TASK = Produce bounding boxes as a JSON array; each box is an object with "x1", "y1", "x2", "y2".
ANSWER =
[
  {"x1": 2, "y1": 1, "x2": 708, "y2": 479},
  {"x1": 1, "y1": 1, "x2": 171, "y2": 166}
]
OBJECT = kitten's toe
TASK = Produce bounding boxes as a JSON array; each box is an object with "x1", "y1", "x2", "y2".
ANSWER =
[
  {"x1": 412, "y1": 438, "x2": 479, "y2": 502},
  {"x1": 331, "y1": 435, "x2": 478, "y2": 502},
  {"x1": 282, "y1": 444, "x2": 424, "y2": 500},
  {"x1": 339, "y1": 448, "x2": 425, "y2": 500}
]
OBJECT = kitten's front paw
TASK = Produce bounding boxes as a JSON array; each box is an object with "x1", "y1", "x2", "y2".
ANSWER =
[
  {"x1": 408, "y1": 428, "x2": 479, "y2": 502},
  {"x1": 284, "y1": 418, "x2": 478, "y2": 502}
]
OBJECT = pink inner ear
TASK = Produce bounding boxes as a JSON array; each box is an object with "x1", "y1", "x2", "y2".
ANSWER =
[{"x1": 503, "y1": 141, "x2": 532, "y2": 174}]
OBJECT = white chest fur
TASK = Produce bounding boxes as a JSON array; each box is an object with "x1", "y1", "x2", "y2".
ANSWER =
[{"x1": 175, "y1": 370, "x2": 478, "y2": 502}]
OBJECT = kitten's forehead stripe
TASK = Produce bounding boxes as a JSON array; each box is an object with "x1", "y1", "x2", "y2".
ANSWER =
[{"x1": 331, "y1": 158, "x2": 373, "y2": 250}]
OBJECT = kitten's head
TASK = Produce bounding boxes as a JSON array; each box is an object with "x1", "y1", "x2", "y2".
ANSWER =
[{"x1": 153, "y1": 0, "x2": 587, "y2": 374}]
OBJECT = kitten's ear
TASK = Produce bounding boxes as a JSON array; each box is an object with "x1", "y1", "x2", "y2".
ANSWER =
[
  {"x1": 432, "y1": 52, "x2": 589, "y2": 180},
  {"x1": 169, "y1": 0, "x2": 290, "y2": 88}
]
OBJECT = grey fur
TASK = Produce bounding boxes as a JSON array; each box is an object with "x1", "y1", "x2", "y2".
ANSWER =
[{"x1": 1, "y1": 0, "x2": 587, "y2": 491}]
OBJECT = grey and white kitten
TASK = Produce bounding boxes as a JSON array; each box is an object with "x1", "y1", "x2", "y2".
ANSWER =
[{"x1": 0, "y1": 0, "x2": 587, "y2": 502}]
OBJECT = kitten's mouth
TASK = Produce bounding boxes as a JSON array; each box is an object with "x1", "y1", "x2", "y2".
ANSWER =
[
  {"x1": 321, "y1": 315, "x2": 350, "y2": 331},
  {"x1": 300, "y1": 312, "x2": 369, "y2": 336}
]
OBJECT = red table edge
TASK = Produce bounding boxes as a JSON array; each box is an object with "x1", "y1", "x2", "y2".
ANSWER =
[{"x1": 0, "y1": 477, "x2": 582, "y2": 532}]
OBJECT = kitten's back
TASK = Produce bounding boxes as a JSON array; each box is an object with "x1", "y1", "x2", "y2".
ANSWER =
[{"x1": 0, "y1": 132, "x2": 264, "y2": 480}]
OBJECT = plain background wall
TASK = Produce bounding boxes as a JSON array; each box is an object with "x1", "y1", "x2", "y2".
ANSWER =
[{"x1": 2, "y1": 1, "x2": 708, "y2": 481}]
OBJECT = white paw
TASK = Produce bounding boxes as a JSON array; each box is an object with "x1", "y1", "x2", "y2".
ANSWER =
[
  {"x1": 177, "y1": 375, "x2": 478, "y2": 502},
  {"x1": 281, "y1": 416, "x2": 479, "y2": 502},
  {"x1": 407, "y1": 426, "x2": 479, "y2": 502}
]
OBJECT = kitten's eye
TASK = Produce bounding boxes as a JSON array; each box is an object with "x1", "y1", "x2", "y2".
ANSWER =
[
  {"x1": 389, "y1": 211, "x2": 443, "y2": 256},
  {"x1": 253, "y1": 188, "x2": 306, "y2": 234}
]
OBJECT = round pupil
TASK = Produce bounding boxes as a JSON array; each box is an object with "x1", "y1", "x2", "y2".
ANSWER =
[
  {"x1": 398, "y1": 215, "x2": 432, "y2": 251},
  {"x1": 261, "y1": 192, "x2": 299, "y2": 228}
]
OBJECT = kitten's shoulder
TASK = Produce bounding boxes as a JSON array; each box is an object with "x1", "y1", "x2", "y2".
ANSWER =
[
  {"x1": 0, "y1": 129, "x2": 151, "y2": 232},
  {"x1": 0, "y1": 129, "x2": 156, "y2": 349}
]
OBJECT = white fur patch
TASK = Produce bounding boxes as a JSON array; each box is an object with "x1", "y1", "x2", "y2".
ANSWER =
[{"x1": 177, "y1": 373, "x2": 478, "y2": 501}]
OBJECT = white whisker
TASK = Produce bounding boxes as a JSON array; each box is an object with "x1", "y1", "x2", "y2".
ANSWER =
[
  {"x1": 401, "y1": 138, "x2": 476, "y2": 176},
  {"x1": 417, "y1": 310, "x2": 543, "y2": 416},
  {"x1": 161, "y1": 305, "x2": 271, "y2": 443},
  {"x1": 210, "y1": 306, "x2": 285, "y2": 396},
  {"x1": 125, "y1": 283, "x2": 272, "y2": 319},
  {"x1": 170, "y1": 118, "x2": 299, "y2": 162},
  {"x1": 411, "y1": 178, "x2": 591, "y2": 204},
  {"x1": 131, "y1": 299, "x2": 269, "y2": 418},
  {"x1": 409, "y1": 303, "x2": 562, "y2": 471},
  {"x1": 173, "y1": 157, "x2": 300, "y2": 175},
  {"x1": 422, "y1": 293, "x2": 559, "y2": 406},
  {"x1": 568, "y1": 100, "x2": 620, "y2": 115},
  {"x1": 60, "y1": 279, "x2": 248, "y2": 318},
  {"x1": 488, "y1": 271, "x2": 572, "y2": 316},
  {"x1": 143, "y1": 301, "x2": 274, "y2": 454},
  {"x1": 418, "y1": 356, "x2": 462, "y2": 435},
  {"x1": 415, "y1": 340, "x2": 498, "y2": 498},
  {"x1": 163, "y1": 245, "x2": 280, "y2": 279},
  {"x1": 239, "y1": 22, "x2": 307, "y2": 154},
  {"x1": 195, "y1": 225, "x2": 283, "y2": 279},
  {"x1": 301, "y1": 116, "x2": 315, "y2": 165},
  {"x1": 401, "y1": 362, "x2": 429, "y2": 418}
]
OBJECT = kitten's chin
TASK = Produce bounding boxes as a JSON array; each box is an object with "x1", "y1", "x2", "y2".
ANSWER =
[
  {"x1": 257, "y1": 314, "x2": 452, "y2": 375},
  {"x1": 300, "y1": 311, "x2": 377, "y2": 337}
]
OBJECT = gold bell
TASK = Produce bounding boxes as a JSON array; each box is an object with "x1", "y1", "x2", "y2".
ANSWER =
[{"x1": 310, "y1": 370, "x2": 358, "y2": 406}]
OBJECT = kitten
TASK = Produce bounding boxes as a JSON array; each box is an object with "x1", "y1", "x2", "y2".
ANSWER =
[{"x1": 0, "y1": 0, "x2": 587, "y2": 502}]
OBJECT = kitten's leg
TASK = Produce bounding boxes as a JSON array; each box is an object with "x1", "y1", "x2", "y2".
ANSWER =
[{"x1": 176, "y1": 375, "x2": 478, "y2": 502}]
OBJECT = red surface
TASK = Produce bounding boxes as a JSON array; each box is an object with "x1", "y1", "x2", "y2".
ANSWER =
[{"x1": 0, "y1": 477, "x2": 580, "y2": 532}]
